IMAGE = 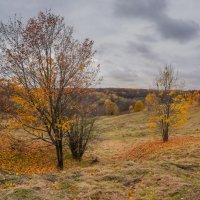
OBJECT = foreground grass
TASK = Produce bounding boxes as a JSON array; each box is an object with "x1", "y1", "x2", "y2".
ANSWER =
[{"x1": 0, "y1": 107, "x2": 200, "y2": 199}]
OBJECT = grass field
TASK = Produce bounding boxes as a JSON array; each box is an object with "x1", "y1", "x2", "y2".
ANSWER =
[{"x1": 1, "y1": 107, "x2": 200, "y2": 199}]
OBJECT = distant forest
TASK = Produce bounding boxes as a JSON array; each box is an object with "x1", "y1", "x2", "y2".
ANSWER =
[{"x1": 89, "y1": 88, "x2": 199, "y2": 116}]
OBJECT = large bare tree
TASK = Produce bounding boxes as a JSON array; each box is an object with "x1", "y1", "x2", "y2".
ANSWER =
[{"x1": 0, "y1": 11, "x2": 99, "y2": 169}]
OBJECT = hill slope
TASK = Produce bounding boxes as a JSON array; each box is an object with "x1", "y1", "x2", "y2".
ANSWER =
[{"x1": 1, "y1": 108, "x2": 200, "y2": 199}]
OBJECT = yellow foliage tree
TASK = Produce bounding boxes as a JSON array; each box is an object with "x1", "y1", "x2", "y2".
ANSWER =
[
  {"x1": 133, "y1": 100, "x2": 145, "y2": 112},
  {"x1": 149, "y1": 66, "x2": 191, "y2": 142}
]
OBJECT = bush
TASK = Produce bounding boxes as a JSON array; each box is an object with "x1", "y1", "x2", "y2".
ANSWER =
[
  {"x1": 134, "y1": 100, "x2": 145, "y2": 112},
  {"x1": 129, "y1": 105, "x2": 133, "y2": 112},
  {"x1": 66, "y1": 114, "x2": 95, "y2": 161}
]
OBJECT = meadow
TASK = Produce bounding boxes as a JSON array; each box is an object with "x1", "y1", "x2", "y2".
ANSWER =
[{"x1": 1, "y1": 106, "x2": 200, "y2": 199}]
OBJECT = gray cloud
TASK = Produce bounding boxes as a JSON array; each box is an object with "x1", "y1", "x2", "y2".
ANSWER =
[
  {"x1": 114, "y1": 0, "x2": 200, "y2": 43},
  {"x1": 181, "y1": 68, "x2": 200, "y2": 90},
  {"x1": 97, "y1": 43, "x2": 123, "y2": 56},
  {"x1": 126, "y1": 42, "x2": 152, "y2": 56},
  {"x1": 136, "y1": 34, "x2": 158, "y2": 43},
  {"x1": 111, "y1": 67, "x2": 139, "y2": 83},
  {"x1": 0, "y1": 0, "x2": 200, "y2": 89},
  {"x1": 156, "y1": 16, "x2": 199, "y2": 42},
  {"x1": 125, "y1": 41, "x2": 165, "y2": 63},
  {"x1": 114, "y1": 0, "x2": 167, "y2": 19}
]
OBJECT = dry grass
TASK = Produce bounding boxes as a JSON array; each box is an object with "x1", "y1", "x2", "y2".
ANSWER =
[
  {"x1": 1, "y1": 107, "x2": 200, "y2": 199},
  {"x1": 126, "y1": 136, "x2": 200, "y2": 160}
]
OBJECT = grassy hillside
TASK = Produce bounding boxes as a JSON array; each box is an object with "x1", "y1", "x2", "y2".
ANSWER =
[{"x1": 1, "y1": 108, "x2": 200, "y2": 199}]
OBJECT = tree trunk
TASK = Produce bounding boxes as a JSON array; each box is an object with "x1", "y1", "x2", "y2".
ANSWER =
[
  {"x1": 70, "y1": 144, "x2": 82, "y2": 161},
  {"x1": 56, "y1": 140, "x2": 63, "y2": 170},
  {"x1": 72, "y1": 151, "x2": 82, "y2": 161},
  {"x1": 162, "y1": 129, "x2": 169, "y2": 142}
]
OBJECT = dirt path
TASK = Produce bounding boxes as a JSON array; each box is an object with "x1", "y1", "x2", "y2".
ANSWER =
[{"x1": 88, "y1": 139, "x2": 134, "y2": 165}]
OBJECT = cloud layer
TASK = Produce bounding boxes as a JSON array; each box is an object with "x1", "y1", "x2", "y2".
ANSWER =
[
  {"x1": 0, "y1": 0, "x2": 200, "y2": 89},
  {"x1": 114, "y1": 0, "x2": 200, "y2": 42}
]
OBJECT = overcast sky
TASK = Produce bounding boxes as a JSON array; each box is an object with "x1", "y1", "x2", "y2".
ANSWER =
[{"x1": 0, "y1": 0, "x2": 200, "y2": 89}]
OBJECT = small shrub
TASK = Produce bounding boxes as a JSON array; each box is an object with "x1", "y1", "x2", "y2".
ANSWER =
[
  {"x1": 66, "y1": 114, "x2": 95, "y2": 161},
  {"x1": 129, "y1": 105, "x2": 133, "y2": 112},
  {"x1": 134, "y1": 101, "x2": 145, "y2": 112}
]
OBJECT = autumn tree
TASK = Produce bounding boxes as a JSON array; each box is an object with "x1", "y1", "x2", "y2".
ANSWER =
[
  {"x1": 104, "y1": 99, "x2": 119, "y2": 115},
  {"x1": 149, "y1": 66, "x2": 190, "y2": 142},
  {"x1": 145, "y1": 93, "x2": 157, "y2": 111},
  {"x1": 133, "y1": 100, "x2": 145, "y2": 112},
  {"x1": 0, "y1": 11, "x2": 99, "y2": 169}
]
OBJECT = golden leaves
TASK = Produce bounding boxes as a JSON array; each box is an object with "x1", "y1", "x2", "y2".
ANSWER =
[{"x1": 148, "y1": 91, "x2": 191, "y2": 132}]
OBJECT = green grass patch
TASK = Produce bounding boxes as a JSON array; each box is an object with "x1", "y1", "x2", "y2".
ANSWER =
[{"x1": 12, "y1": 188, "x2": 35, "y2": 198}]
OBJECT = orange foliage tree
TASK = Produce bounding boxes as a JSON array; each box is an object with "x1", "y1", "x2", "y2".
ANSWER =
[
  {"x1": 149, "y1": 66, "x2": 191, "y2": 142},
  {"x1": 0, "y1": 11, "x2": 99, "y2": 169}
]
